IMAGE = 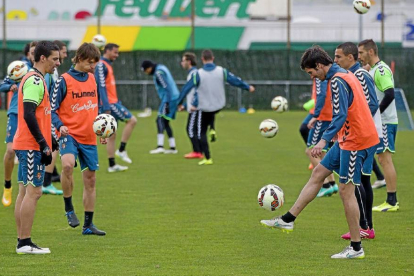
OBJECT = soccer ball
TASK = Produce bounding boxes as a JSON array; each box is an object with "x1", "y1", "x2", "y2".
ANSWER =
[
  {"x1": 259, "y1": 119, "x2": 278, "y2": 138},
  {"x1": 258, "y1": 184, "x2": 285, "y2": 211},
  {"x1": 93, "y1": 114, "x2": 117, "y2": 138},
  {"x1": 7, "y1": 61, "x2": 28, "y2": 81},
  {"x1": 353, "y1": 0, "x2": 371, "y2": 14},
  {"x1": 92, "y1": 34, "x2": 107, "y2": 49},
  {"x1": 271, "y1": 96, "x2": 288, "y2": 113}
]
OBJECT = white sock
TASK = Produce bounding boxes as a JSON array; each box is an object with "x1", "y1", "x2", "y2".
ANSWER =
[
  {"x1": 168, "y1": 137, "x2": 176, "y2": 148},
  {"x1": 157, "y1": 134, "x2": 164, "y2": 147}
]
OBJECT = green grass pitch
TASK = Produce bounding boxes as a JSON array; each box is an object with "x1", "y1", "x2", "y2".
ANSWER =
[{"x1": 0, "y1": 110, "x2": 413, "y2": 275}]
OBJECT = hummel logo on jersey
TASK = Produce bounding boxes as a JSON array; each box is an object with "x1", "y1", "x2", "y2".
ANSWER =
[
  {"x1": 33, "y1": 76, "x2": 41, "y2": 85},
  {"x1": 72, "y1": 91, "x2": 97, "y2": 99}
]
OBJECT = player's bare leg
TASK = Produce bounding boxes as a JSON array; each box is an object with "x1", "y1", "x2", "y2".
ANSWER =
[{"x1": 2, "y1": 143, "x2": 15, "y2": 206}]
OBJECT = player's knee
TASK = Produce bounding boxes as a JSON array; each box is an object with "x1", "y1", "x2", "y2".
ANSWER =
[
  {"x1": 338, "y1": 184, "x2": 354, "y2": 199},
  {"x1": 62, "y1": 163, "x2": 74, "y2": 176},
  {"x1": 4, "y1": 147, "x2": 15, "y2": 160},
  {"x1": 378, "y1": 152, "x2": 391, "y2": 166},
  {"x1": 129, "y1": 116, "x2": 137, "y2": 125}
]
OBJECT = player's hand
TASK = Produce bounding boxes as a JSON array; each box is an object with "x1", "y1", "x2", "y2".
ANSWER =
[
  {"x1": 311, "y1": 139, "x2": 327, "y2": 158},
  {"x1": 105, "y1": 110, "x2": 111, "y2": 114},
  {"x1": 10, "y1": 84, "x2": 18, "y2": 92},
  {"x1": 190, "y1": 105, "x2": 197, "y2": 112},
  {"x1": 249, "y1": 85, "x2": 255, "y2": 93},
  {"x1": 307, "y1": 117, "x2": 317, "y2": 129},
  {"x1": 178, "y1": 105, "x2": 185, "y2": 112},
  {"x1": 39, "y1": 141, "x2": 52, "y2": 166},
  {"x1": 99, "y1": 137, "x2": 108, "y2": 145},
  {"x1": 59, "y1": 126, "x2": 69, "y2": 136},
  {"x1": 51, "y1": 136, "x2": 59, "y2": 152}
]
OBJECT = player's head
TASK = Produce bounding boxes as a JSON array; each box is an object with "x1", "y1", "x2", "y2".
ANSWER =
[
  {"x1": 300, "y1": 45, "x2": 333, "y2": 81},
  {"x1": 23, "y1": 43, "x2": 31, "y2": 59},
  {"x1": 72, "y1": 43, "x2": 101, "y2": 73},
  {"x1": 53, "y1": 40, "x2": 68, "y2": 63},
  {"x1": 140, "y1": 60, "x2": 156, "y2": 75},
  {"x1": 201, "y1": 49, "x2": 214, "y2": 63},
  {"x1": 334, "y1": 42, "x2": 358, "y2": 70},
  {"x1": 34, "y1": 41, "x2": 61, "y2": 74},
  {"x1": 181, "y1": 52, "x2": 197, "y2": 70},
  {"x1": 358, "y1": 39, "x2": 378, "y2": 66},
  {"x1": 103, "y1": 43, "x2": 119, "y2": 61},
  {"x1": 29, "y1": 41, "x2": 38, "y2": 64}
]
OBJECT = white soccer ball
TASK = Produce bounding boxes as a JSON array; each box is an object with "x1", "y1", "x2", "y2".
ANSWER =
[
  {"x1": 92, "y1": 34, "x2": 107, "y2": 49},
  {"x1": 7, "y1": 60, "x2": 28, "y2": 81},
  {"x1": 259, "y1": 119, "x2": 278, "y2": 138},
  {"x1": 353, "y1": 0, "x2": 371, "y2": 14},
  {"x1": 258, "y1": 184, "x2": 285, "y2": 211},
  {"x1": 271, "y1": 96, "x2": 288, "y2": 113},
  {"x1": 93, "y1": 114, "x2": 117, "y2": 138}
]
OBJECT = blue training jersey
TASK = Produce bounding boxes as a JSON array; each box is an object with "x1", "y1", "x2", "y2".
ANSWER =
[
  {"x1": 0, "y1": 76, "x2": 19, "y2": 115},
  {"x1": 153, "y1": 64, "x2": 179, "y2": 103}
]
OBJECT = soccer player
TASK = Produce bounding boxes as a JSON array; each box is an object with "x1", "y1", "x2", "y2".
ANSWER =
[
  {"x1": 179, "y1": 52, "x2": 203, "y2": 159},
  {"x1": 52, "y1": 43, "x2": 106, "y2": 235},
  {"x1": 300, "y1": 83, "x2": 317, "y2": 170},
  {"x1": 1, "y1": 61, "x2": 28, "y2": 207},
  {"x1": 13, "y1": 41, "x2": 60, "y2": 254},
  {"x1": 141, "y1": 60, "x2": 180, "y2": 154},
  {"x1": 334, "y1": 42, "x2": 381, "y2": 239},
  {"x1": 358, "y1": 39, "x2": 399, "y2": 212},
  {"x1": 306, "y1": 78, "x2": 338, "y2": 197},
  {"x1": 177, "y1": 49, "x2": 255, "y2": 165},
  {"x1": 261, "y1": 46, "x2": 379, "y2": 259},
  {"x1": 96, "y1": 43, "x2": 136, "y2": 172},
  {"x1": 42, "y1": 40, "x2": 68, "y2": 195}
]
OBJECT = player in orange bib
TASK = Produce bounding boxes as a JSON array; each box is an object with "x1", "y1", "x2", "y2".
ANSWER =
[
  {"x1": 261, "y1": 46, "x2": 379, "y2": 259},
  {"x1": 51, "y1": 43, "x2": 106, "y2": 236},
  {"x1": 13, "y1": 41, "x2": 60, "y2": 254},
  {"x1": 95, "y1": 43, "x2": 137, "y2": 172}
]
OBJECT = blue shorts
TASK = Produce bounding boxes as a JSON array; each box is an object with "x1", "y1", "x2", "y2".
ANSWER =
[
  {"x1": 302, "y1": 113, "x2": 313, "y2": 125},
  {"x1": 110, "y1": 102, "x2": 132, "y2": 122},
  {"x1": 307, "y1": 120, "x2": 330, "y2": 150},
  {"x1": 59, "y1": 135, "x2": 99, "y2": 171},
  {"x1": 158, "y1": 100, "x2": 178, "y2": 120},
  {"x1": 320, "y1": 142, "x2": 377, "y2": 185},
  {"x1": 5, "y1": 113, "x2": 17, "y2": 143},
  {"x1": 15, "y1": 150, "x2": 45, "y2": 187},
  {"x1": 376, "y1": 124, "x2": 397, "y2": 154}
]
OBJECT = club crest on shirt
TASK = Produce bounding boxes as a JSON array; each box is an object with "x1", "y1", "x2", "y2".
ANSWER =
[{"x1": 36, "y1": 172, "x2": 42, "y2": 180}]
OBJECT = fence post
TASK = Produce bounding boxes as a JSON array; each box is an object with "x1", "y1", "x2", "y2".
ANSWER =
[
  {"x1": 143, "y1": 84, "x2": 148, "y2": 109},
  {"x1": 284, "y1": 83, "x2": 290, "y2": 107},
  {"x1": 237, "y1": 88, "x2": 242, "y2": 109}
]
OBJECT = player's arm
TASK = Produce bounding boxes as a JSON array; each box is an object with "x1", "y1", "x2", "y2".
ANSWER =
[
  {"x1": 22, "y1": 76, "x2": 49, "y2": 150},
  {"x1": 374, "y1": 68, "x2": 395, "y2": 113},
  {"x1": 312, "y1": 80, "x2": 328, "y2": 118},
  {"x1": 191, "y1": 92, "x2": 198, "y2": 108},
  {"x1": 95, "y1": 62, "x2": 110, "y2": 113},
  {"x1": 50, "y1": 76, "x2": 67, "y2": 132},
  {"x1": 178, "y1": 71, "x2": 199, "y2": 104},
  {"x1": 224, "y1": 69, "x2": 251, "y2": 90},
  {"x1": 363, "y1": 72, "x2": 379, "y2": 116},
  {"x1": 321, "y1": 77, "x2": 349, "y2": 143},
  {"x1": 155, "y1": 69, "x2": 174, "y2": 103},
  {"x1": 0, "y1": 76, "x2": 17, "y2": 92}
]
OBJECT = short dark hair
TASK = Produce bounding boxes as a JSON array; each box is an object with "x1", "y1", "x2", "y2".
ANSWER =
[
  {"x1": 72, "y1": 43, "x2": 101, "y2": 64},
  {"x1": 358, "y1": 39, "x2": 378, "y2": 55},
  {"x1": 30, "y1": 41, "x2": 38, "y2": 49},
  {"x1": 104, "y1": 43, "x2": 119, "y2": 53},
  {"x1": 23, "y1": 43, "x2": 30, "y2": 56},
  {"x1": 300, "y1": 45, "x2": 333, "y2": 70},
  {"x1": 202, "y1": 49, "x2": 214, "y2": 61},
  {"x1": 34, "y1": 41, "x2": 60, "y2": 62},
  {"x1": 53, "y1": 40, "x2": 67, "y2": 50},
  {"x1": 183, "y1": 52, "x2": 197, "y2": 66},
  {"x1": 337, "y1": 42, "x2": 358, "y2": 61}
]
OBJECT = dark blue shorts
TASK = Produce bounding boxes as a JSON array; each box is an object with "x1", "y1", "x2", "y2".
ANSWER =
[
  {"x1": 158, "y1": 100, "x2": 178, "y2": 120},
  {"x1": 59, "y1": 135, "x2": 99, "y2": 171},
  {"x1": 15, "y1": 150, "x2": 45, "y2": 187},
  {"x1": 376, "y1": 124, "x2": 397, "y2": 154},
  {"x1": 5, "y1": 113, "x2": 17, "y2": 143},
  {"x1": 110, "y1": 102, "x2": 132, "y2": 122},
  {"x1": 320, "y1": 142, "x2": 377, "y2": 185}
]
